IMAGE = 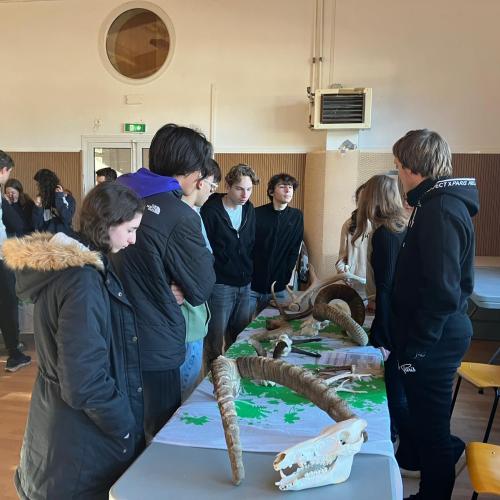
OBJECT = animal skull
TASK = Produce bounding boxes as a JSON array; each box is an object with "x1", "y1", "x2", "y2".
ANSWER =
[{"x1": 273, "y1": 417, "x2": 367, "y2": 491}]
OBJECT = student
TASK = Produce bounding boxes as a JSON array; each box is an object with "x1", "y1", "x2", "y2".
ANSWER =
[
  {"x1": 179, "y1": 158, "x2": 221, "y2": 400},
  {"x1": 335, "y1": 182, "x2": 370, "y2": 299},
  {"x1": 32, "y1": 168, "x2": 76, "y2": 235},
  {"x1": 96, "y1": 167, "x2": 118, "y2": 184},
  {"x1": 250, "y1": 173, "x2": 303, "y2": 315},
  {"x1": 201, "y1": 163, "x2": 259, "y2": 365},
  {"x1": 391, "y1": 129, "x2": 479, "y2": 500},
  {"x1": 3, "y1": 182, "x2": 145, "y2": 500},
  {"x1": 113, "y1": 123, "x2": 216, "y2": 439},
  {"x1": 0, "y1": 151, "x2": 31, "y2": 373},
  {"x1": 352, "y1": 175, "x2": 408, "y2": 446},
  {"x1": 2, "y1": 178, "x2": 34, "y2": 237}
]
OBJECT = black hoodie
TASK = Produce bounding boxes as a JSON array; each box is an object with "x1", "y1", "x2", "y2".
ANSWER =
[
  {"x1": 201, "y1": 193, "x2": 255, "y2": 287},
  {"x1": 391, "y1": 177, "x2": 479, "y2": 358}
]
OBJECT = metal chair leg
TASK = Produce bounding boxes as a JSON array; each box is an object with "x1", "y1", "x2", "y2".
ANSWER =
[
  {"x1": 482, "y1": 388, "x2": 499, "y2": 443},
  {"x1": 451, "y1": 376, "x2": 462, "y2": 416}
]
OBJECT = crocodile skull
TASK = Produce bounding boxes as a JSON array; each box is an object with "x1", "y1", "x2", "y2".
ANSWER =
[{"x1": 273, "y1": 417, "x2": 367, "y2": 491}]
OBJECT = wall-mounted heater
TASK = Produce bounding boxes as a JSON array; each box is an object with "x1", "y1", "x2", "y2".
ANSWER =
[{"x1": 310, "y1": 87, "x2": 372, "y2": 130}]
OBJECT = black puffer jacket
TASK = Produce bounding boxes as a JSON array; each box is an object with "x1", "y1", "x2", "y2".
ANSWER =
[
  {"x1": 32, "y1": 191, "x2": 76, "y2": 236},
  {"x1": 2, "y1": 233, "x2": 144, "y2": 500},
  {"x1": 112, "y1": 190, "x2": 216, "y2": 371},
  {"x1": 201, "y1": 193, "x2": 255, "y2": 286},
  {"x1": 391, "y1": 177, "x2": 479, "y2": 358}
]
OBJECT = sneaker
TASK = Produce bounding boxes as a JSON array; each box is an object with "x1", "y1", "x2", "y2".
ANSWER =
[
  {"x1": 399, "y1": 467, "x2": 421, "y2": 479},
  {"x1": 455, "y1": 450, "x2": 466, "y2": 477},
  {"x1": 6, "y1": 352, "x2": 31, "y2": 372},
  {"x1": 17, "y1": 341, "x2": 26, "y2": 352}
]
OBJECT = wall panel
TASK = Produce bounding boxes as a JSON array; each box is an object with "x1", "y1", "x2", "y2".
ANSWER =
[
  {"x1": 5, "y1": 151, "x2": 82, "y2": 226},
  {"x1": 214, "y1": 153, "x2": 306, "y2": 209}
]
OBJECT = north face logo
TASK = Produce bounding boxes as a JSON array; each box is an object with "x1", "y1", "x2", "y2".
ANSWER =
[{"x1": 147, "y1": 204, "x2": 160, "y2": 215}]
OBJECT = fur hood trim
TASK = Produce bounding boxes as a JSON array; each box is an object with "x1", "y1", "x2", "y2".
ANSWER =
[{"x1": 2, "y1": 232, "x2": 104, "y2": 272}]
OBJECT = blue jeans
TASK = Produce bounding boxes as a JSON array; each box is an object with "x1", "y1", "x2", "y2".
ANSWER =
[
  {"x1": 204, "y1": 283, "x2": 252, "y2": 365},
  {"x1": 249, "y1": 289, "x2": 288, "y2": 317},
  {"x1": 179, "y1": 339, "x2": 203, "y2": 402}
]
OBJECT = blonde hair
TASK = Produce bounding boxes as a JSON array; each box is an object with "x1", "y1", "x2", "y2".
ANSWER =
[{"x1": 352, "y1": 175, "x2": 407, "y2": 243}]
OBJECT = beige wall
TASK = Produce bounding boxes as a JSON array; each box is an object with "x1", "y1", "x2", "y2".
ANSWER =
[{"x1": 1, "y1": 0, "x2": 500, "y2": 153}]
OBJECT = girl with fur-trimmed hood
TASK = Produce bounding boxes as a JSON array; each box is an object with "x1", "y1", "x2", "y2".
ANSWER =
[{"x1": 3, "y1": 182, "x2": 145, "y2": 500}]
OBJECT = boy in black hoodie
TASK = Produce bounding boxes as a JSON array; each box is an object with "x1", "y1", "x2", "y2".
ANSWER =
[
  {"x1": 391, "y1": 130, "x2": 479, "y2": 500},
  {"x1": 201, "y1": 164, "x2": 259, "y2": 365}
]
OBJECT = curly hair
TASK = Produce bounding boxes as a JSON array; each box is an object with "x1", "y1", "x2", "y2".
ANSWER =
[
  {"x1": 225, "y1": 163, "x2": 259, "y2": 187},
  {"x1": 266, "y1": 173, "x2": 298, "y2": 201},
  {"x1": 34, "y1": 168, "x2": 60, "y2": 209},
  {"x1": 79, "y1": 182, "x2": 144, "y2": 253}
]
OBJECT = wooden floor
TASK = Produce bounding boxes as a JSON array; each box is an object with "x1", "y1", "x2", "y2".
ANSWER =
[{"x1": 1, "y1": 337, "x2": 499, "y2": 500}]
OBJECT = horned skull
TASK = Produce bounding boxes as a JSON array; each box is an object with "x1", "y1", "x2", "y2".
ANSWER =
[{"x1": 273, "y1": 417, "x2": 367, "y2": 491}]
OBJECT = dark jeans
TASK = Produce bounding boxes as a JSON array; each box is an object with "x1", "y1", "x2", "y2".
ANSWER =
[
  {"x1": 142, "y1": 368, "x2": 181, "y2": 442},
  {"x1": 0, "y1": 259, "x2": 20, "y2": 355},
  {"x1": 399, "y1": 335, "x2": 471, "y2": 500},
  {"x1": 204, "y1": 283, "x2": 252, "y2": 366}
]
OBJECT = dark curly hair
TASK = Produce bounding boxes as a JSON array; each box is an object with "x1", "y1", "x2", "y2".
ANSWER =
[
  {"x1": 79, "y1": 182, "x2": 144, "y2": 253},
  {"x1": 266, "y1": 173, "x2": 299, "y2": 201},
  {"x1": 34, "y1": 168, "x2": 60, "y2": 209}
]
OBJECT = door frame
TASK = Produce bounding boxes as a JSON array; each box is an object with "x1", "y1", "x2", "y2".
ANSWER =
[{"x1": 81, "y1": 135, "x2": 153, "y2": 195}]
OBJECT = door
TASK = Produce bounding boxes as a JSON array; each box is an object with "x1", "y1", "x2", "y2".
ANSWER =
[{"x1": 82, "y1": 136, "x2": 153, "y2": 195}]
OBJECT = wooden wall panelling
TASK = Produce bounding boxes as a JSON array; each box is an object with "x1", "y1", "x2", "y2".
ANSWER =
[
  {"x1": 5, "y1": 152, "x2": 82, "y2": 227},
  {"x1": 214, "y1": 153, "x2": 306, "y2": 210},
  {"x1": 453, "y1": 154, "x2": 500, "y2": 257}
]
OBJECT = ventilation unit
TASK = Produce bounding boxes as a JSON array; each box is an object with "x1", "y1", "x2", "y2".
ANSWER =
[{"x1": 310, "y1": 88, "x2": 372, "y2": 130}]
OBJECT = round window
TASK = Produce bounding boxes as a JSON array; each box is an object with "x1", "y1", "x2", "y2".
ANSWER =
[{"x1": 105, "y1": 8, "x2": 171, "y2": 80}]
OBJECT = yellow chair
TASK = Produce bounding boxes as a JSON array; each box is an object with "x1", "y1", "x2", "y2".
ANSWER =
[
  {"x1": 451, "y1": 362, "x2": 500, "y2": 442},
  {"x1": 466, "y1": 442, "x2": 500, "y2": 499}
]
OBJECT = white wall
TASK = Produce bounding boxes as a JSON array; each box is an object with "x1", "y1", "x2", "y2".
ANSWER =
[{"x1": 1, "y1": 0, "x2": 500, "y2": 152}]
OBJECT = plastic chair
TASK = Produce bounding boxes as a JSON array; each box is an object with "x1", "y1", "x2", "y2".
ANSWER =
[
  {"x1": 451, "y1": 362, "x2": 500, "y2": 443},
  {"x1": 466, "y1": 441, "x2": 500, "y2": 499}
]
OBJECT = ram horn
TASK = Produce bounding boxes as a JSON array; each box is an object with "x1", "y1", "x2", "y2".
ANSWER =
[
  {"x1": 313, "y1": 303, "x2": 369, "y2": 346},
  {"x1": 314, "y1": 283, "x2": 365, "y2": 326},
  {"x1": 212, "y1": 356, "x2": 362, "y2": 486}
]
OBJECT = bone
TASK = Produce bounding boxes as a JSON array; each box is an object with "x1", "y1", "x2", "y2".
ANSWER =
[
  {"x1": 211, "y1": 356, "x2": 360, "y2": 486},
  {"x1": 313, "y1": 303, "x2": 369, "y2": 346},
  {"x1": 272, "y1": 334, "x2": 292, "y2": 359}
]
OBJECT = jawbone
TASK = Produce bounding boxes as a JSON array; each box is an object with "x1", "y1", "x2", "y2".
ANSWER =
[{"x1": 273, "y1": 417, "x2": 367, "y2": 491}]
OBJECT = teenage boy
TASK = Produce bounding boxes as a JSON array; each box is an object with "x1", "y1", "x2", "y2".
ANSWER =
[
  {"x1": 391, "y1": 129, "x2": 479, "y2": 500},
  {"x1": 179, "y1": 159, "x2": 221, "y2": 400},
  {"x1": 201, "y1": 163, "x2": 259, "y2": 366},
  {"x1": 113, "y1": 124, "x2": 216, "y2": 439},
  {"x1": 0, "y1": 150, "x2": 31, "y2": 372},
  {"x1": 95, "y1": 167, "x2": 118, "y2": 184},
  {"x1": 251, "y1": 173, "x2": 303, "y2": 315}
]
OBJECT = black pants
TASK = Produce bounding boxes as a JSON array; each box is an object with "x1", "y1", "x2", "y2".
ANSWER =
[
  {"x1": 0, "y1": 259, "x2": 20, "y2": 355},
  {"x1": 399, "y1": 335, "x2": 471, "y2": 500},
  {"x1": 142, "y1": 368, "x2": 181, "y2": 442}
]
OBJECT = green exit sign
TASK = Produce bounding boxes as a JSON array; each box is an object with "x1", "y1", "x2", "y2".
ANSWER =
[{"x1": 124, "y1": 123, "x2": 146, "y2": 133}]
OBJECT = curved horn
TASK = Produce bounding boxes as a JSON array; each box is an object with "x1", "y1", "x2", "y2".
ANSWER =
[
  {"x1": 271, "y1": 281, "x2": 313, "y2": 320},
  {"x1": 212, "y1": 356, "x2": 361, "y2": 486},
  {"x1": 314, "y1": 283, "x2": 365, "y2": 326},
  {"x1": 248, "y1": 338, "x2": 267, "y2": 357},
  {"x1": 236, "y1": 357, "x2": 356, "y2": 423},
  {"x1": 313, "y1": 303, "x2": 369, "y2": 346},
  {"x1": 212, "y1": 357, "x2": 245, "y2": 485}
]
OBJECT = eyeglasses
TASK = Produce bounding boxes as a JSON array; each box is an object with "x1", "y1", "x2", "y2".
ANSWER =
[{"x1": 203, "y1": 179, "x2": 219, "y2": 192}]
